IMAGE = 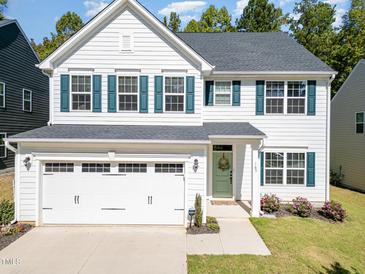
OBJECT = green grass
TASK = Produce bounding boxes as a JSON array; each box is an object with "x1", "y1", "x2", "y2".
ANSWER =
[
  {"x1": 188, "y1": 186, "x2": 365, "y2": 274},
  {"x1": 0, "y1": 174, "x2": 14, "y2": 202}
]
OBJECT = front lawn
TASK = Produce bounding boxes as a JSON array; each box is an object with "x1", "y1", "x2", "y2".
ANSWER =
[
  {"x1": 188, "y1": 186, "x2": 365, "y2": 273},
  {"x1": 0, "y1": 174, "x2": 14, "y2": 202}
]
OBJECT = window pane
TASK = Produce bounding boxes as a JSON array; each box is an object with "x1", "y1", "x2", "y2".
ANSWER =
[
  {"x1": 356, "y1": 123, "x2": 364, "y2": 134},
  {"x1": 266, "y1": 81, "x2": 284, "y2": 97},
  {"x1": 356, "y1": 112, "x2": 364, "y2": 123},
  {"x1": 71, "y1": 76, "x2": 91, "y2": 93},
  {"x1": 155, "y1": 163, "x2": 183, "y2": 173},
  {"x1": 165, "y1": 95, "x2": 184, "y2": 112},
  {"x1": 265, "y1": 169, "x2": 283, "y2": 184},
  {"x1": 265, "y1": 153, "x2": 284, "y2": 168},
  {"x1": 287, "y1": 170, "x2": 305, "y2": 185},
  {"x1": 287, "y1": 153, "x2": 305, "y2": 168},
  {"x1": 0, "y1": 133, "x2": 5, "y2": 158},
  {"x1": 45, "y1": 163, "x2": 74, "y2": 173},
  {"x1": 266, "y1": 99, "x2": 284, "y2": 114},
  {"x1": 287, "y1": 99, "x2": 305, "y2": 114},
  {"x1": 119, "y1": 95, "x2": 138, "y2": 111},
  {"x1": 72, "y1": 94, "x2": 91, "y2": 110},
  {"x1": 215, "y1": 94, "x2": 231, "y2": 105},
  {"x1": 288, "y1": 81, "x2": 306, "y2": 97},
  {"x1": 215, "y1": 82, "x2": 231, "y2": 93}
]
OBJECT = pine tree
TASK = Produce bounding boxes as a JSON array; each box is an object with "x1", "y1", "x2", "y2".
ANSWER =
[{"x1": 168, "y1": 12, "x2": 181, "y2": 32}]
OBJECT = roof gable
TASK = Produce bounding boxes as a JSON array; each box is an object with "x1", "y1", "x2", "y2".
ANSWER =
[{"x1": 38, "y1": 0, "x2": 213, "y2": 71}]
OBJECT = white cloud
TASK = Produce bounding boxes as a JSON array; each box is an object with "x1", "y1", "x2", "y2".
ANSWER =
[
  {"x1": 158, "y1": 1, "x2": 206, "y2": 17},
  {"x1": 234, "y1": 0, "x2": 249, "y2": 16},
  {"x1": 180, "y1": 15, "x2": 199, "y2": 23},
  {"x1": 279, "y1": 0, "x2": 294, "y2": 7},
  {"x1": 289, "y1": 12, "x2": 301, "y2": 21},
  {"x1": 333, "y1": 8, "x2": 346, "y2": 28},
  {"x1": 323, "y1": 0, "x2": 348, "y2": 4},
  {"x1": 84, "y1": 0, "x2": 108, "y2": 17}
]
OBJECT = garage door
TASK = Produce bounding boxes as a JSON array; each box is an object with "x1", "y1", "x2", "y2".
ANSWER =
[{"x1": 42, "y1": 162, "x2": 185, "y2": 225}]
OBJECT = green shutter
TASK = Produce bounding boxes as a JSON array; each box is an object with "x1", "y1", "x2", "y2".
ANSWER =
[
  {"x1": 205, "y1": 81, "x2": 214, "y2": 106},
  {"x1": 260, "y1": 152, "x2": 264, "y2": 186},
  {"x1": 60, "y1": 74, "x2": 70, "y2": 112},
  {"x1": 92, "y1": 75, "x2": 102, "y2": 112},
  {"x1": 307, "y1": 80, "x2": 316, "y2": 116},
  {"x1": 307, "y1": 152, "x2": 315, "y2": 187},
  {"x1": 108, "y1": 75, "x2": 116, "y2": 113},
  {"x1": 256, "y1": 80, "x2": 264, "y2": 115},
  {"x1": 139, "y1": 76, "x2": 148, "y2": 113},
  {"x1": 154, "y1": 76, "x2": 163, "y2": 113},
  {"x1": 232, "y1": 81, "x2": 241, "y2": 106},
  {"x1": 186, "y1": 76, "x2": 195, "y2": 113}
]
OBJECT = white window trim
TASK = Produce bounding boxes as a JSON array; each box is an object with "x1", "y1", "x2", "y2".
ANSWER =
[
  {"x1": 355, "y1": 111, "x2": 365, "y2": 134},
  {"x1": 213, "y1": 80, "x2": 232, "y2": 106},
  {"x1": 22, "y1": 89, "x2": 32, "y2": 112},
  {"x1": 264, "y1": 80, "x2": 307, "y2": 115},
  {"x1": 117, "y1": 75, "x2": 139, "y2": 113},
  {"x1": 163, "y1": 76, "x2": 186, "y2": 113},
  {"x1": 264, "y1": 151, "x2": 306, "y2": 187},
  {"x1": 120, "y1": 32, "x2": 134, "y2": 53},
  {"x1": 0, "y1": 132, "x2": 7, "y2": 159},
  {"x1": 0, "y1": 82, "x2": 5, "y2": 108},
  {"x1": 70, "y1": 74, "x2": 93, "y2": 112}
]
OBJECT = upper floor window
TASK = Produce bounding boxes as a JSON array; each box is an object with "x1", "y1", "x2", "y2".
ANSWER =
[
  {"x1": 356, "y1": 112, "x2": 364, "y2": 134},
  {"x1": 0, "y1": 133, "x2": 6, "y2": 159},
  {"x1": 215, "y1": 81, "x2": 231, "y2": 105},
  {"x1": 118, "y1": 76, "x2": 138, "y2": 111},
  {"x1": 23, "y1": 89, "x2": 32, "y2": 112},
  {"x1": 71, "y1": 75, "x2": 91, "y2": 111},
  {"x1": 0, "y1": 82, "x2": 5, "y2": 108},
  {"x1": 265, "y1": 81, "x2": 306, "y2": 115},
  {"x1": 165, "y1": 77, "x2": 184, "y2": 112}
]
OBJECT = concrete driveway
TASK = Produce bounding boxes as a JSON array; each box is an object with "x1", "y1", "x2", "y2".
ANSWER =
[{"x1": 0, "y1": 226, "x2": 186, "y2": 274}]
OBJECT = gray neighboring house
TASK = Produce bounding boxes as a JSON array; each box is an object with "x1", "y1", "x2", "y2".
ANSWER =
[
  {"x1": 0, "y1": 19, "x2": 49, "y2": 170},
  {"x1": 331, "y1": 59, "x2": 365, "y2": 192}
]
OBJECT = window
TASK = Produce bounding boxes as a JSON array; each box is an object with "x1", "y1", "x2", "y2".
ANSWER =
[
  {"x1": 287, "y1": 153, "x2": 305, "y2": 185},
  {"x1": 119, "y1": 163, "x2": 147, "y2": 173},
  {"x1": 214, "y1": 81, "x2": 231, "y2": 105},
  {"x1": 287, "y1": 81, "x2": 306, "y2": 114},
  {"x1": 82, "y1": 163, "x2": 111, "y2": 173},
  {"x1": 71, "y1": 75, "x2": 91, "y2": 111},
  {"x1": 0, "y1": 133, "x2": 6, "y2": 159},
  {"x1": 265, "y1": 152, "x2": 284, "y2": 184},
  {"x1": 165, "y1": 77, "x2": 184, "y2": 112},
  {"x1": 120, "y1": 34, "x2": 133, "y2": 51},
  {"x1": 0, "y1": 82, "x2": 5, "y2": 108},
  {"x1": 23, "y1": 89, "x2": 32, "y2": 112},
  {"x1": 266, "y1": 81, "x2": 284, "y2": 114},
  {"x1": 155, "y1": 163, "x2": 184, "y2": 173},
  {"x1": 118, "y1": 76, "x2": 138, "y2": 111},
  {"x1": 45, "y1": 163, "x2": 74, "y2": 173},
  {"x1": 356, "y1": 112, "x2": 364, "y2": 134}
]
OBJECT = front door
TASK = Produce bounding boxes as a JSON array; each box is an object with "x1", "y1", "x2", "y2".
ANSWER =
[{"x1": 213, "y1": 145, "x2": 233, "y2": 198}]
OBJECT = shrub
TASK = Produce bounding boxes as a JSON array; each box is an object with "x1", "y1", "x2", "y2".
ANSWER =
[
  {"x1": 321, "y1": 201, "x2": 347, "y2": 222},
  {"x1": 207, "y1": 216, "x2": 218, "y2": 224},
  {"x1": 289, "y1": 197, "x2": 313, "y2": 217},
  {"x1": 194, "y1": 194, "x2": 202, "y2": 228},
  {"x1": 260, "y1": 194, "x2": 280, "y2": 213},
  {"x1": 0, "y1": 200, "x2": 14, "y2": 226},
  {"x1": 207, "y1": 223, "x2": 220, "y2": 232},
  {"x1": 330, "y1": 166, "x2": 344, "y2": 186}
]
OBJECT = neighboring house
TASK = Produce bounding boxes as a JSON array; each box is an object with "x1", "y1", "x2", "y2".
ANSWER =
[
  {"x1": 6, "y1": 0, "x2": 335, "y2": 226},
  {"x1": 331, "y1": 60, "x2": 365, "y2": 192},
  {"x1": 0, "y1": 19, "x2": 49, "y2": 170}
]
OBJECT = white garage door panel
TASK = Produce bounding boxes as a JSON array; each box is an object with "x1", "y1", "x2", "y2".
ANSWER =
[{"x1": 42, "y1": 162, "x2": 185, "y2": 225}]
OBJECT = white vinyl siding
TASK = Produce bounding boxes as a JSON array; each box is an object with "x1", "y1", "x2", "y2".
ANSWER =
[
  {"x1": 118, "y1": 76, "x2": 138, "y2": 112},
  {"x1": 165, "y1": 77, "x2": 184, "y2": 112},
  {"x1": 0, "y1": 82, "x2": 5, "y2": 108},
  {"x1": 71, "y1": 75, "x2": 92, "y2": 111},
  {"x1": 214, "y1": 81, "x2": 232, "y2": 106},
  {"x1": 0, "y1": 133, "x2": 6, "y2": 158},
  {"x1": 23, "y1": 89, "x2": 32, "y2": 112}
]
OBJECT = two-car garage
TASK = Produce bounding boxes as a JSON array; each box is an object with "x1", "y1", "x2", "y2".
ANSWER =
[{"x1": 41, "y1": 161, "x2": 186, "y2": 225}]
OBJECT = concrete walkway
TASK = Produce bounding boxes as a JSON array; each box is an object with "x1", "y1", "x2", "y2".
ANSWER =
[
  {"x1": 187, "y1": 202, "x2": 271, "y2": 255},
  {"x1": 0, "y1": 226, "x2": 186, "y2": 274}
]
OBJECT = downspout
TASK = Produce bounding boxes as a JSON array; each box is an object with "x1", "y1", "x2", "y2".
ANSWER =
[
  {"x1": 5, "y1": 141, "x2": 18, "y2": 225},
  {"x1": 326, "y1": 74, "x2": 336, "y2": 202},
  {"x1": 40, "y1": 69, "x2": 53, "y2": 126}
]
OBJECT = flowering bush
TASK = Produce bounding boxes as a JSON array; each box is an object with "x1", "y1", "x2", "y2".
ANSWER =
[
  {"x1": 260, "y1": 194, "x2": 280, "y2": 213},
  {"x1": 321, "y1": 201, "x2": 347, "y2": 222},
  {"x1": 289, "y1": 197, "x2": 313, "y2": 217}
]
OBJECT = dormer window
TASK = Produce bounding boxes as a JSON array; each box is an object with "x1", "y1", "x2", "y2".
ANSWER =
[{"x1": 120, "y1": 33, "x2": 133, "y2": 52}]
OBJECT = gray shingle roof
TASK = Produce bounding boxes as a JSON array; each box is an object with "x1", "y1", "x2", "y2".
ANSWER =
[
  {"x1": 176, "y1": 32, "x2": 334, "y2": 72},
  {"x1": 9, "y1": 123, "x2": 265, "y2": 141}
]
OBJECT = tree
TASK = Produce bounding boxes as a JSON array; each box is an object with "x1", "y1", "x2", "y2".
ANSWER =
[
  {"x1": 290, "y1": 0, "x2": 337, "y2": 65},
  {"x1": 163, "y1": 16, "x2": 168, "y2": 27},
  {"x1": 32, "y1": 12, "x2": 84, "y2": 61},
  {"x1": 184, "y1": 5, "x2": 234, "y2": 32},
  {"x1": 330, "y1": 0, "x2": 365, "y2": 94},
  {"x1": 0, "y1": 0, "x2": 7, "y2": 20},
  {"x1": 168, "y1": 12, "x2": 181, "y2": 32},
  {"x1": 236, "y1": 0, "x2": 286, "y2": 32}
]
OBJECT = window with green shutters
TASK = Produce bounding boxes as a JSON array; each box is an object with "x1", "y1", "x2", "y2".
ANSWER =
[
  {"x1": 165, "y1": 77, "x2": 184, "y2": 112},
  {"x1": 356, "y1": 112, "x2": 364, "y2": 134},
  {"x1": 118, "y1": 76, "x2": 138, "y2": 112},
  {"x1": 71, "y1": 75, "x2": 92, "y2": 111}
]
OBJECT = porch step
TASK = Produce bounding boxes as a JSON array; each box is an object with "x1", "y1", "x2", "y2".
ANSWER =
[{"x1": 207, "y1": 201, "x2": 251, "y2": 219}]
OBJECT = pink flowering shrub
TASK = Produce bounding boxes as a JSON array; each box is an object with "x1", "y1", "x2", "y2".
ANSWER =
[
  {"x1": 321, "y1": 201, "x2": 347, "y2": 222},
  {"x1": 260, "y1": 194, "x2": 280, "y2": 213},
  {"x1": 289, "y1": 197, "x2": 313, "y2": 217}
]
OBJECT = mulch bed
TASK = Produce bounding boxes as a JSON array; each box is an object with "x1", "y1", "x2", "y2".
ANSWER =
[
  {"x1": 274, "y1": 205, "x2": 337, "y2": 223},
  {"x1": 187, "y1": 224, "x2": 220, "y2": 234},
  {"x1": 0, "y1": 224, "x2": 33, "y2": 251}
]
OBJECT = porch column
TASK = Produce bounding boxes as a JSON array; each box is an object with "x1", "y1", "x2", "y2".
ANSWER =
[{"x1": 251, "y1": 145, "x2": 260, "y2": 217}]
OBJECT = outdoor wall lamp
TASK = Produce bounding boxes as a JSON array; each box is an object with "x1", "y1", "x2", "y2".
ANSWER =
[
  {"x1": 23, "y1": 156, "x2": 31, "y2": 170},
  {"x1": 193, "y1": 159, "x2": 199, "y2": 172}
]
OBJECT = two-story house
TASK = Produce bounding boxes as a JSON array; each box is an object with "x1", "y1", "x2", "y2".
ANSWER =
[
  {"x1": 6, "y1": 0, "x2": 336, "y2": 226},
  {"x1": 0, "y1": 19, "x2": 49, "y2": 171}
]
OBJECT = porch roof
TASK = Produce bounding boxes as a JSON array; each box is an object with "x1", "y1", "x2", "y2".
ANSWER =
[{"x1": 7, "y1": 123, "x2": 265, "y2": 143}]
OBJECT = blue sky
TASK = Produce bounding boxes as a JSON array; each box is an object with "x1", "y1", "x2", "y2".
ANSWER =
[{"x1": 4, "y1": 0, "x2": 351, "y2": 43}]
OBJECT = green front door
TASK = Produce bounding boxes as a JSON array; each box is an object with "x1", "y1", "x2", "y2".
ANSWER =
[{"x1": 213, "y1": 151, "x2": 233, "y2": 198}]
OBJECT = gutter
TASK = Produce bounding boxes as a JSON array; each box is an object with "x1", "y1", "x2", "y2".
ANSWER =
[
  {"x1": 210, "y1": 71, "x2": 338, "y2": 75},
  {"x1": 5, "y1": 140, "x2": 17, "y2": 153}
]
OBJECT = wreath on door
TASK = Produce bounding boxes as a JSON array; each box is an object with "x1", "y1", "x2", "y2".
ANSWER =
[{"x1": 218, "y1": 153, "x2": 230, "y2": 171}]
